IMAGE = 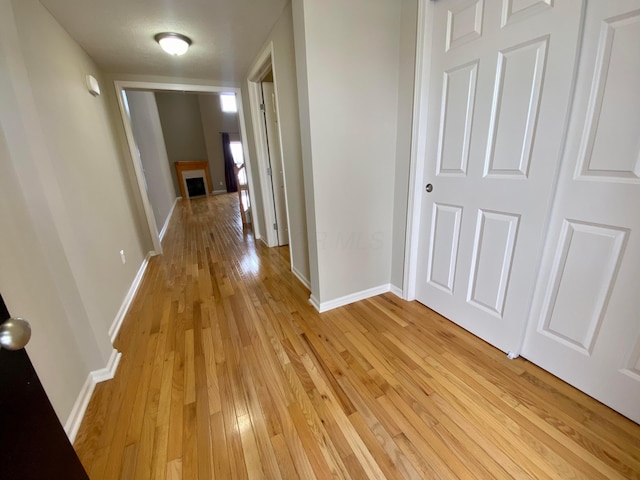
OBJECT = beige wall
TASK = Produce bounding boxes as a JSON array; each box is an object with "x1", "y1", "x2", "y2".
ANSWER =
[
  {"x1": 1, "y1": 0, "x2": 149, "y2": 421},
  {"x1": 126, "y1": 91, "x2": 176, "y2": 231},
  {"x1": 0, "y1": 123, "x2": 95, "y2": 422},
  {"x1": 293, "y1": 0, "x2": 402, "y2": 304},
  {"x1": 391, "y1": 0, "x2": 418, "y2": 290},
  {"x1": 198, "y1": 94, "x2": 241, "y2": 192},
  {"x1": 155, "y1": 92, "x2": 209, "y2": 195},
  {"x1": 244, "y1": 2, "x2": 311, "y2": 285}
]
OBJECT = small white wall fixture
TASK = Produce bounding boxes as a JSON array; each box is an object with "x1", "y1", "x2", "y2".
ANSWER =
[
  {"x1": 246, "y1": 42, "x2": 294, "y2": 253},
  {"x1": 114, "y1": 80, "x2": 259, "y2": 251}
]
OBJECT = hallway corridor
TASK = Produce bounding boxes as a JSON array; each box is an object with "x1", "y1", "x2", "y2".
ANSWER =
[{"x1": 74, "y1": 194, "x2": 640, "y2": 479}]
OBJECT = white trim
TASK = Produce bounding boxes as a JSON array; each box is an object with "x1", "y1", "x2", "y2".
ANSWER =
[
  {"x1": 292, "y1": 265, "x2": 311, "y2": 290},
  {"x1": 312, "y1": 284, "x2": 391, "y2": 313},
  {"x1": 247, "y1": 43, "x2": 279, "y2": 248},
  {"x1": 64, "y1": 376, "x2": 93, "y2": 443},
  {"x1": 403, "y1": 0, "x2": 433, "y2": 301},
  {"x1": 267, "y1": 49, "x2": 296, "y2": 264},
  {"x1": 212, "y1": 189, "x2": 227, "y2": 195},
  {"x1": 114, "y1": 85, "x2": 163, "y2": 255},
  {"x1": 390, "y1": 284, "x2": 404, "y2": 299},
  {"x1": 91, "y1": 348, "x2": 122, "y2": 382},
  {"x1": 108, "y1": 252, "x2": 151, "y2": 344},
  {"x1": 113, "y1": 79, "x2": 259, "y2": 255},
  {"x1": 159, "y1": 197, "x2": 178, "y2": 242},
  {"x1": 64, "y1": 348, "x2": 122, "y2": 443},
  {"x1": 309, "y1": 294, "x2": 321, "y2": 311}
]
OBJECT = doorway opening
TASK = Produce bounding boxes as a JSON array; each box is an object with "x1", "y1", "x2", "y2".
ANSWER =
[
  {"x1": 115, "y1": 81, "x2": 259, "y2": 255},
  {"x1": 247, "y1": 46, "x2": 292, "y2": 249}
]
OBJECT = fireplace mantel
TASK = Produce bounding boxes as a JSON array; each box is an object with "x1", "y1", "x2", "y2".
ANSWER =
[{"x1": 175, "y1": 161, "x2": 213, "y2": 199}]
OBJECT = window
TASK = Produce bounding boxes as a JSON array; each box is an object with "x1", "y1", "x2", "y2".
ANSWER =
[
  {"x1": 230, "y1": 141, "x2": 244, "y2": 166},
  {"x1": 220, "y1": 93, "x2": 237, "y2": 113}
]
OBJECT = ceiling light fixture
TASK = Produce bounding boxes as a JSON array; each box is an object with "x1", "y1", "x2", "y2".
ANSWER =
[{"x1": 154, "y1": 32, "x2": 192, "y2": 56}]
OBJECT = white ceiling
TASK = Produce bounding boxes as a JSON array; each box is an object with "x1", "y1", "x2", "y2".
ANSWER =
[{"x1": 38, "y1": 0, "x2": 289, "y2": 83}]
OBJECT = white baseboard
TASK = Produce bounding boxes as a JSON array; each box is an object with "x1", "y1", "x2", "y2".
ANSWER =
[
  {"x1": 212, "y1": 189, "x2": 227, "y2": 195},
  {"x1": 312, "y1": 284, "x2": 391, "y2": 313},
  {"x1": 91, "y1": 348, "x2": 122, "y2": 382},
  {"x1": 309, "y1": 294, "x2": 321, "y2": 311},
  {"x1": 390, "y1": 284, "x2": 404, "y2": 299},
  {"x1": 65, "y1": 348, "x2": 122, "y2": 443},
  {"x1": 292, "y1": 266, "x2": 311, "y2": 290},
  {"x1": 108, "y1": 252, "x2": 151, "y2": 344},
  {"x1": 159, "y1": 197, "x2": 179, "y2": 242}
]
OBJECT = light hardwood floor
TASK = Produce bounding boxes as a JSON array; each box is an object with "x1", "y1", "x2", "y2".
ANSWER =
[{"x1": 75, "y1": 193, "x2": 640, "y2": 479}]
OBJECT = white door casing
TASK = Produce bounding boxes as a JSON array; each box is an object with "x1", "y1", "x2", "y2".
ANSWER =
[
  {"x1": 262, "y1": 82, "x2": 290, "y2": 246},
  {"x1": 114, "y1": 81, "x2": 258, "y2": 253},
  {"x1": 413, "y1": 0, "x2": 584, "y2": 354},
  {"x1": 523, "y1": 0, "x2": 640, "y2": 423}
]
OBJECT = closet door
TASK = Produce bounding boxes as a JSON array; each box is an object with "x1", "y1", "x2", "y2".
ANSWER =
[
  {"x1": 523, "y1": 0, "x2": 640, "y2": 423},
  {"x1": 413, "y1": 0, "x2": 583, "y2": 353}
]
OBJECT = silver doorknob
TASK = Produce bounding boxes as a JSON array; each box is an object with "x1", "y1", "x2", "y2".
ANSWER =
[
  {"x1": 425, "y1": 183, "x2": 433, "y2": 193},
  {"x1": 0, "y1": 318, "x2": 31, "y2": 351}
]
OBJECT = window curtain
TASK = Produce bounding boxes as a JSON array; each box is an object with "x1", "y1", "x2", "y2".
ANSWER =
[{"x1": 221, "y1": 132, "x2": 238, "y2": 193}]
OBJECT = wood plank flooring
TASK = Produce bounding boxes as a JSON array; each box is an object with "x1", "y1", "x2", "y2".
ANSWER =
[{"x1": 74, "y1": 193, "x2": 640, "y2": 479}]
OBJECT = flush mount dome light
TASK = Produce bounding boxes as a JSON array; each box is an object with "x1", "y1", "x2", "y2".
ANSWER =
[{"x1": 154, "y1": 32, "x2": 192, "y2": 56}]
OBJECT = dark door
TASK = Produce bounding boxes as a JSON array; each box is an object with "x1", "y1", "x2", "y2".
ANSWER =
[{"x1": 0, "y1": 293, "x2": 89, "y2": 479}]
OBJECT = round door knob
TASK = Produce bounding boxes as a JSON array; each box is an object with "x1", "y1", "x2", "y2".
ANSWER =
[
  {"x1": 0, "y1": 318, "x2": 31, "y2": 351},
  {"x1": 425, "y1": 183, "x2": 433, "y2": 193}
]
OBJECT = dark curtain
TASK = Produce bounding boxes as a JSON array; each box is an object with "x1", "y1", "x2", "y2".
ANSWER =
[{"x1": 222, "y1": 132, "x2": 238, "y2": 193}]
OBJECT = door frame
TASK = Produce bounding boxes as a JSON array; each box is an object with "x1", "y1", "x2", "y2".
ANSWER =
[
  {"x1": 246, "y1": 42, "x2": 294, "y2": 251},
  {"x1": 114, "y1": 80, "x2": 260, "y2": 253},
  {"x1": 403, "y1": 0, "x2": 434, "y2": 301}
]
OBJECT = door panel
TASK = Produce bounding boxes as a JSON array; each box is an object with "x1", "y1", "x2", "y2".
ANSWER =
[
  {"x1": 523, "y1": 1, "x2": 640, "y2": 423},
  {"x1": 501, "y1": 0, "x2": 552, "y2": 28},
  {"x1": 414, "y1": 0, "x2": 583, "y2": 353},
  {"x1": 446, "y1": 0, "x2": 484, "y2": 52},
  {"x1": 576, "y1": 11, "x2": 640, "y2": 181},
  {"x1": 0, "y1": 294, "x2": 89, "y2": 479},
  {"x1": 540, "y1": 221, "x2": 627, "y2": 354},
  {"x1": 437, "y1": 62, "x2": 477, "y2": 175},
  {"x1": 467, "y1": 210, "x2": 520, "y2": 318},
  {"x1": 427, "y1": 203, "x2": 463, "y2": 293},
  {"x1": 484, "y1": 36, "x2": 547, "y2": 177}
]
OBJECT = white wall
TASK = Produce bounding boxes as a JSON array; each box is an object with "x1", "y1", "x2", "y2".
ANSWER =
[
  {"x1": 10, "y1": 0, "x2": 149, "y2": 336},
  {"x1": 391, "y1": 0, "x2": 419, "y2": 290},
  {"x1": 0, "y1": 122, "x2": 97, "y2": 422},
  {"x1": 0, "y1": 0, "x2": 149, "y2": 421},
  {"x1": 245, "y1": 2, "x2": 311, "y2": 285},
  {"x1": 125, "y1": 91, "x2": 176, "y2": 232},
  {"x1": 293, "y1": 0, "x2": 403, "y2": 305},
  {"x1": 198, "y1": 94, "x2": 241, "y2": 192}
]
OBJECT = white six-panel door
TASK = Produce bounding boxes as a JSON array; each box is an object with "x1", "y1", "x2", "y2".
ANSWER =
[
  {"x1": 414, "y1": 0, "x2": 583, "y2": 353},
  {"x1": 522, "y1": 0, "x2": 640, "y2": 423}
]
